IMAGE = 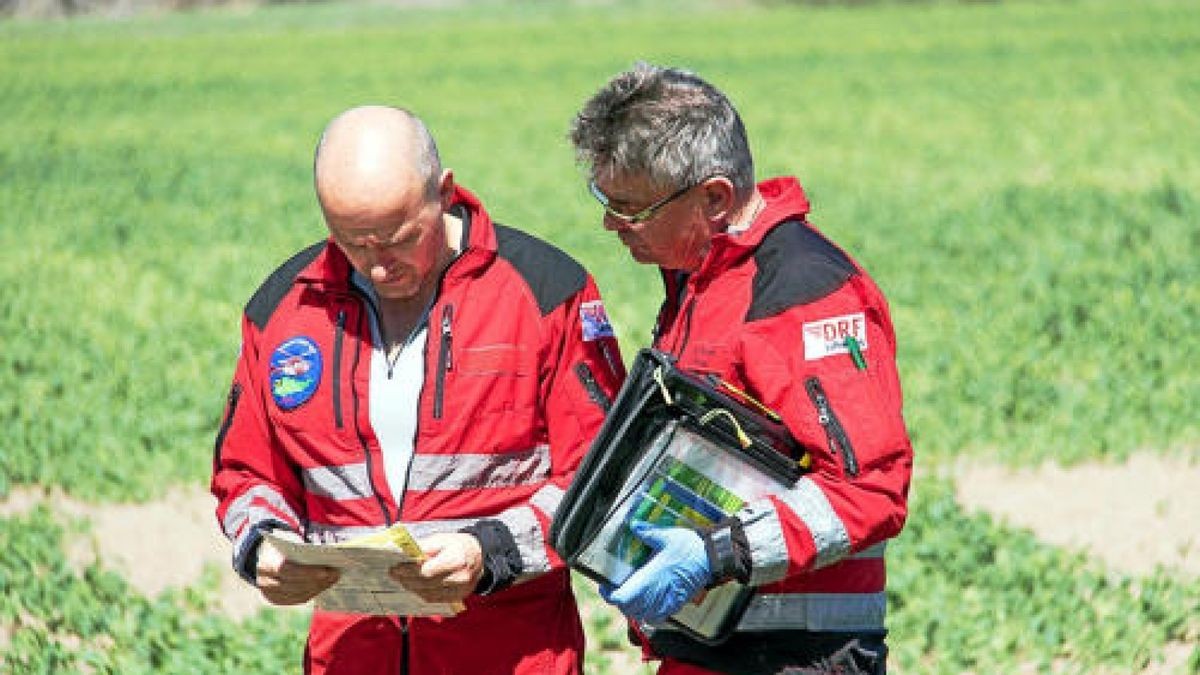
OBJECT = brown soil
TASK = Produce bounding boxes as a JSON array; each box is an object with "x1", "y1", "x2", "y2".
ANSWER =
[
  {"x1": 953, "y1": 451, "x2": 1199, "y2": 577},
  {"x1": 1, "y1": 483, "x2": 268, "y2": 620}
]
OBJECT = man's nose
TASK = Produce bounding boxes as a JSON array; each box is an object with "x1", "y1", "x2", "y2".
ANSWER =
[{"x1": 363, "y1": 235, "x2": 397, "y2": 255}]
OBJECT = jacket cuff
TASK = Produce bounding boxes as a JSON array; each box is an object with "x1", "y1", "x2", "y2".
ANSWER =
[
  {"x1": 234, "y1": 520, "x2": 290, "y2": 585},
  {"x1": 700, "y1": 517, "x2": 751, "y2": 587},
  {"x1": 460, "y1": 519, "x2": 523, "y2": 595}
]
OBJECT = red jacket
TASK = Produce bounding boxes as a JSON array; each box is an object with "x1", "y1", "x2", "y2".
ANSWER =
[
  {"x1": 646, "y1": 177, "x2": 912, "y2": 663},
  {"x1": 211, "y1": 186, "x2": 624, "y2": 674}
]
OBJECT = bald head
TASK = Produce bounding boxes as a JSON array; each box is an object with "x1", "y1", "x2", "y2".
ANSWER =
[{"x1": 314, "y1": 106, "x2": 442, "y2": 217}]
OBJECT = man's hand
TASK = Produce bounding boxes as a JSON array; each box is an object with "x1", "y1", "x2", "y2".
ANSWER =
[
  {"x1": 389, "y1": 532, "x2": 484, "y2": 604},
  {"x1": 255, "y1": 531, "x2": 340, "y2": 606},
  {"x1": 600, "y1": 522, "x2": 712, "y2": 624}
]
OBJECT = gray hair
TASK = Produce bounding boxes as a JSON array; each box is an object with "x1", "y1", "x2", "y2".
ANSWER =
[
  {"x1": 401, "y1": 110, "x2": 443, "y2": 200},
  {"x1": 568, "y1": 62, "x2": 754, "y2": 198}
]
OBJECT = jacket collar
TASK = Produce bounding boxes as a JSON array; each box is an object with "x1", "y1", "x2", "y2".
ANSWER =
[{"x1": 685, "y1": 176, "x2": 812, "y2": 283}]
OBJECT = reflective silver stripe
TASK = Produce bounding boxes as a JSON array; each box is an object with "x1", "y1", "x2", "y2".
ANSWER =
[
  {"x1": 853, "y1": 541, "x2": 887, "y2": 559},
  {"x1": 741, "y1": 500, "x2": 790, "y2": 586},
  {"x1": 222, "y1": 485, "x2": 298, "y2": 539},
  {"x1": 406, "y1": 445, "x2": 551, "y2": 491},
  {"x1": 738, "y1": 592, "x2": 887, "y2": 632},
  {"x1": 495, "y1": 505, "x2": 552, "y2": 578},
  {"x1": 405, "y1": 518, "x2": 478, "y2": 539},
  {"x1": 305, "y1": 522, "x2": 388, "y2": 544},
  {"x1": 305, "y1": 518, "x2": 480, "y2": 544},
  {"x1": 529, "y1": 483, "x2": 565, "y2": 518},
  {"x1": 776, "y1": 477, "x2": 851, "y2": 569},
  {"x1": 301, "y1": 463, "x2": 373, "y2": 501}
]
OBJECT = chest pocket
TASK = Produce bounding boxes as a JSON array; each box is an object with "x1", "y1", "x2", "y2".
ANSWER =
[
  {"x1": 460, "y1": 344, "x2": 531, "y2": 377},
  {"x1": 681, "y1": 340, "x2": 738, "y2": 380},
  {"x1": 435, "y1": 342, "x2": 538, "y2": 422}
]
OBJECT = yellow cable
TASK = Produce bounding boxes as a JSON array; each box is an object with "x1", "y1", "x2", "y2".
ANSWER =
[{"x1": 699, "y1": 408, "x2": 752, "y2": 449}]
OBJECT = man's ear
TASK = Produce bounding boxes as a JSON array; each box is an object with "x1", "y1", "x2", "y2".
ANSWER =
[
  {"x1": 438, "y1": 169, "x2": 456, "y2": 209},
  {"x1": 701, "y1": 175, "x2": 737, "y2": 224}
]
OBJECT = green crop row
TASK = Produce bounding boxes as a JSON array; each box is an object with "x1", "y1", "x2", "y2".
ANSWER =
[
  {"x1": 889, "y1": 481, "x2": 1200, "y2": 672},
  {"x1": 1, "y1": 508, "x2": 307, "y2": 673}
]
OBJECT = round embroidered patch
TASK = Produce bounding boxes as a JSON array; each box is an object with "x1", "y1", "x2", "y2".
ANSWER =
[{"x1": 269, "y1": 336, "x2": 322, "y2": 410}]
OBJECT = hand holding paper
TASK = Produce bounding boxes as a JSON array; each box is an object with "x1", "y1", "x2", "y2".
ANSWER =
[
  {"x1": 389, "y1": 532, "x2": 485, "y2": 604},
  {"x1": 600, "y1": 522, "x2": 712, "y2": 624},
  {"x1": 256, "y1": 530, "x2": 341, "y2": 606},
  {"x1": 262, "y1": 528, "x2": 463, "y2": 616}
]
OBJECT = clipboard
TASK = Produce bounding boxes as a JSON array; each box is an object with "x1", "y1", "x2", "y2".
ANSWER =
[{"x1": 551, "y1": 349, "x2": 807, "y2": 643}]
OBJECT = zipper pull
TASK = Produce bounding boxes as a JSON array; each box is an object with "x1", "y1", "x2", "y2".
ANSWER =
[
  {"x1": 805, "y1": 377, "x2": 860, "y2": 477},
  {"x1": 433, "y1": 304, "x2": 454, "y2": 420},
  {"x1": 807, "y1": 379, "x2": 830, "y2": 421},
  {"x1": 440, "y1": 305, "x2": 454, "y2": 371}
]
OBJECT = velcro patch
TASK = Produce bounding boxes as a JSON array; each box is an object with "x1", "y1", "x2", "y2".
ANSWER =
[
  {"x1": 580, "y1": 300, "x2": 615, "y2": 341},
  {"x1": 803, "y1": 312, "x2": 868, "y2": 361}
]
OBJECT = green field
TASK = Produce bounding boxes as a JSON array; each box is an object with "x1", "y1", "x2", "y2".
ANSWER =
[{"x1": 2, "y1": 0, "x2": 1198, "y2": 672}]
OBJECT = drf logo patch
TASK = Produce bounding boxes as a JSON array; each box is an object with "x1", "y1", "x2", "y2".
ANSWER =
[
  {"x1": 580, "y1": 300, "x2": 615, "y2": 341},
  {"x1": 269, "y1": 336, "x2": 322, "y2": 410},
  {"x1": 803, "y1": 312, "x2": 868, "y2": 361}
]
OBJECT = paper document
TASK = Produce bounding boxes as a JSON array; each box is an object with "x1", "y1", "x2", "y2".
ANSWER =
[{"x1": 264, "y1": 526, "x2": 464, "y2": 617}]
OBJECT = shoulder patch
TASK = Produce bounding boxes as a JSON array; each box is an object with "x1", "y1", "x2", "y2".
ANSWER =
[
  {"x1": 746, "y1": 220, "x2": 857, "y2": 322},
  {"x1": 580, "y1": 300, "x2": 615, "y2": 341},
  {"x1": 494, "y1": 224, "x2": 587, "y2": 316},
  {"x1": 245, "y1": 241, "x2": 326, "y2": 330},
  {"x1": 269, "y1": 336, "x2": 322, "y2": 409}
]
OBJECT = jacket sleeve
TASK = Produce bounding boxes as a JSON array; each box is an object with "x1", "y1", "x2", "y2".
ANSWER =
[
  {"x1": 210, "y1": 314, "x2": 306, "y2": 584},
  {"x1": 465, "y1": 274, "x2": 625, "y2": 592},
  {"x1": 732, "y1": 277, "x2": 913, "y2": 587}
]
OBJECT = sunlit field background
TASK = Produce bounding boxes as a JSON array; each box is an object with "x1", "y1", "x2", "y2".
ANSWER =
[{"x1": 1, "y1": 0, "x2": 1197, "y2": 672}]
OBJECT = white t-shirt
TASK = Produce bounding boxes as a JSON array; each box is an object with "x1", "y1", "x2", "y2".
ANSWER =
[{"x1": 352, "y1": 273, "x2": 430, "y2": 501}]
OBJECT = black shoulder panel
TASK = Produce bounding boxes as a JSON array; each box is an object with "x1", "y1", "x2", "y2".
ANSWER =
[
  {"x1": 494, "y1": 224, "x2": 587, "y2": 316},
  {"x1": 245, "y1": 241, "x2": 326, "y2": 330},
  {"x1": 746, "y1": 220, "x2": 857, "y2": 322}
]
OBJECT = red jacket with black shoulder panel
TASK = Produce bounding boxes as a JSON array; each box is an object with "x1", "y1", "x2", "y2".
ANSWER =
[
  {"x1": 210, "y1": 185, "x2": 624, "y2": 675},
  {"x1": 650, "y1": 177, "x2": 912, "y2": 648}
]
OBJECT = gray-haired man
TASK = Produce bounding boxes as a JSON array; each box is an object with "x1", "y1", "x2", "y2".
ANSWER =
[{"x1": 568, "y1": 63, "x2": 913, "y2": 675}]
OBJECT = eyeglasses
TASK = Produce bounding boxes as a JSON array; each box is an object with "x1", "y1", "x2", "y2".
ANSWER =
[{"x1": 588, "y1": 177, "x2": 709, "y2": 225}]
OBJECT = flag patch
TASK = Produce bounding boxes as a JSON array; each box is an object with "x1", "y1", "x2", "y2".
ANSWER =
[{"x1": 580, "y1": 300, "x2": 615, "y2": 341}]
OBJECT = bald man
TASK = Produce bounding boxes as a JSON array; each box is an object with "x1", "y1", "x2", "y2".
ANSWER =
[{"x1": 211, "y1": 106, "x2": 625, "y2": 674}]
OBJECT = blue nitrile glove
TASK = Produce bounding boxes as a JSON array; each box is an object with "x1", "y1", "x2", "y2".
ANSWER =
[{"x1": 599, "y1": 521, "x2": 712, "y2": 624}]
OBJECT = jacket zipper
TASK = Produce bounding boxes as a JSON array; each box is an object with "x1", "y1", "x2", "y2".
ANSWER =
[
  {"x1": 432, "y1": 304, "x2": 453, "y2": 419},
  {"x1": 654, "y1": 288, "x2": 698, "y2": 358},
  {"x1": 676, "y1": 295, "x2": 697, "y2": 356},
  {"x1": 574, "y1": 362, "x2": 611, "y2": 412},
  {"x1": 212, "y1": 383, "x2": 242, "y2": 470},
  {"x1": 333, "y1": 309, "x2": 346, "y2": 428},
  {"x1": 652, "y1": 271, "x2": 687, "y2": 348},
  {"x1": 804, "y1": 377, "x2": 860, "y2": 477},
  {"x1": 400, "y1": 618, "x2": 410, "y2": 675},
  {"x1": 348, "y1": 307, "x2": 394, "y2": 525}
]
